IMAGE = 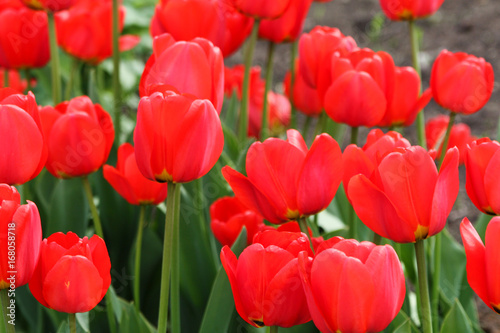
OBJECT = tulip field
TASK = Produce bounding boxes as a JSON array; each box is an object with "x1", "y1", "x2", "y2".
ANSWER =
[{"x1": 1, "y1": 0, "x2": 500, "y2": 332}]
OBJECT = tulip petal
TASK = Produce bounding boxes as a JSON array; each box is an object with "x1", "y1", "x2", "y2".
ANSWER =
[
  {"x1": 103, "y1": 165, "x2": 138, "y2": 204},
  {"x1": 483, "y1": 149, "x2": 500, "y2": 214},
  {"x1": 118, "y1": 35, "x2": 140, "y2": 52},
  {"x1": 485, "y1": 219, "x2": 500, "y2": 306},
  {"x1": 87, "y1": 235, "x2": 111, "y2": 300},
  {"x1": 286, "y1": 129, "x2": 308, "y2": 154}
]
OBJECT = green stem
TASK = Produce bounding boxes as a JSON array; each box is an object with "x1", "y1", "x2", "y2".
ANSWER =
[
  {"x1": 261, "y1": 41, "x2": 276, "y2": 140},
  {"x1": 348, "y1": 203, "x2": 357, "y2": 239},
  {"x1": 270, "y1": 326, "x2": 279, "y2": 333},
  {"x1": 25, "y1": 69, "x2": 32, "y2": 92},
  {"x1": 112, "y1": 0, "x2": 121, "y2": 144},
  {"x1": 298, "y1": 217, "x2": 314, "y2": 253},
  {"x1": 196, "y1": 179, "x2": 217, "y2": 269},
  {"x1": 157, "y1": 182, "x2": 181, "y2": 333},
  {"x1": 313, "y1": 111, "x2": 326, "y2": 137},
  {"x1": 171, "y1": 183, "x2": 182, "y2": 333},
  {"x1": 290, "y1": 40, "x2": 298, "y2": 129},
  {"x1": 438, "y1": 112, "x2": 456, "y2": 167},
  {"x1": 65, "y1": 58, "x2": 80, "y2": 101},
  {"x1": 302, "y1": 116, "x2": 312, "y2": 142},
  {"x1": 3, "y1": 70, "x2": 8, "y2": 88},
  {"x1": 47, "y1": 12, "x2": 61, "y2": 105},
  {"x1": 134, "y1": 205, "x2": 147, "y2": 312},
  {"x1": 82, "y1": 176, "x2": 104, "y2": 239},
  {"x1": 1, "y1": 289, "x2": 14, "y2": 333},
  {"x1": 238, "y1": 20, "x2": 260, "y2": 143},
  {"x1": 409, "y1": 19, "x2": 426, "y2": 149},
  {"x1": 415, "y1": 240, "x2": 433, "y2": 333},
  {"x1": 350, "y1": 126, "x2": 358, "y2": 145},
  {"x1": 69, "y1": 313, "x2": 76, "y2": 333},
  {"x1": 372, "y1": 233, "x2": 382, "y2": 245}
]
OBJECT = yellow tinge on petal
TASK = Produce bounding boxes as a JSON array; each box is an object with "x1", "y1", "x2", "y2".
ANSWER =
[
  {"x1": 285, "y1": 209, "x2": 300, "y2": 220},
  {"x1": 414, "y1": 225, "x2": 429, "y2": 241},
  {"x1": 155, "y1": 169, "x2": 173, "y2": 183},
  {"x1": 0, "y1": 280, "x2": 10, "y2": 289}
]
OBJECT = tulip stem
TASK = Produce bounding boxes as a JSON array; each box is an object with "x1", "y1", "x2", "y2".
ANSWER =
[
  {"x1": 65, "y1": 58, "x2": 79, "y2": 101},
  {"x1": 82, "y1": 177, "x2": 105, "y2": 239},
  {"x1": 290, "y1": 40, "x2": 298, "y2": 129},
  {"x1": 238, "y1": 19, "x2": 260, "y2": 143},
  {"x1": 438, "y1": 112, "x2": 456, "y2": 168},
  {"x1": 302, "y1": 116, "x2": 312, "y2": 143},
  {"x1": 47, "y1": 11, "x2": 62, "y2": 105},
  {"x1": 415, "y1": 240, "x2": 433, "y2": 333},
  {"x1": 69, "y1": 313, "x2": 76, "y2": 333},
  {"x1": 350, "y1": 126, "x2": 358, "y2": 145},
  {"x1": 112, "y1": 0, "x2": 121, "y2": 144},
  {"x1": 134, "y1": 205, "x2": 147, "y2": 312},
  {"x1": 372, "y1": 233, "x2": 382, "y2": 245},
  {"x1": 408, "y1": 19, "x2": 426, "y2": 149},
  {"x1": 313, "y1": 112, "x2": 325, "y2": 138},
  {"x1": 261, "y1": 41, "x2": 276, "y2": 140},
  {"x1": 298, "y1": 217, "x2": 314, "y2": 253},
  {"x1": 269, "y1": 326, "x2": 279, "y2": 333},
  {"x1": 171, "y1": 183, "x2": 182, "y2": 333},
  {"x1": 157, "y1": 182, "x2": 181, "y2": 333},
  {"x1": 25, "y1": 69, "x2": 32, "y2": 92},
  {"x1": 1, "y1": 289, "x2": 14, "y2": 333},
  {"x1": 3, "y1": 70, "x2": 8, "y2": 88}
]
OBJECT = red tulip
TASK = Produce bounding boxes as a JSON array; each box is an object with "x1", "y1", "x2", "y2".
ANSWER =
[
  {"x1": 228, "y1": 0, "x2": 292, "y2": 19},
  {"x1": 0, "y1": 88, "x2": 47, "y2": 185},
  {"x1": 342, "y1": 129, "x2": 411, "y2": 200},
  {"x1": 349, "y1": 145, "x2": 459, "y2": 242},
  {"x1": 222, "y1": 129, "x2": 343, "y2": 224},
  {"x1": 0, "y1": 184, "x2": 42, "y2": 289},
  {"x1": 39, "y1": 96, "x2": 114, "y2": 178},
  {"x1": 134, "y1": 90, "x2": 223, "y2": 183},
  {"x1": 464, "y1": 138, "x2": 500, "y2": 215},
  {"x1": 461, "y1": 217, "x2": 500, "y2": 314},
  {"x1": 258, "y1": 0, "x2": 313, "y2": 43},
  {"x1": 254, "y1": 224, "x2": 321, "y2": 255},
  {"x1": 151, "y1": 0, "x2": 253, "y2": 58},
  {"x1": 379, "y1": 0, "x2": 445, "y2": 20},
  {"x1": 19, "y1": 0, "x2": 75, "y2": 11},
  {"x1": 0, "y1": 2, "x2": 49, "y2": 69},
  {"x1": 0, "y1": 69, "x2": 32, "y2": 93},
  {"x1": 55, "y1": 1, "x2": 139, "y2": 65},
  {"x1": 298, "y1": 237, "x2": 405, "y2": 333},
  {"x1": 210, "y1": 196, "x2": 266, "y2": 246},
  {"x1": 220, "y1": 231, "x2": 312, "y2": 327},
  {"x1": 103, "y1": 143, "x2": 168, "y2": 205},
  {"x1": 426, "y1": 115, "x2": 476, "y2": 164},
  {"x1": 430, "y1": 50, "x2": 494, "y2": 114},
  {"x1": 298, "y1": 26, "x2": 357, "y2": 94},
  {"x1": 139, "y1": 33, "x2": 224, "y2": 114},
  {"x1": 29, "y1": 232, "x2": 111, "y2": 313}
]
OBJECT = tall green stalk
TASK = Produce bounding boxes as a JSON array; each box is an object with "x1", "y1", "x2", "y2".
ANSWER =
[
  {"x1": 3, "y1": 70, "x2": 8, "y2": 88},
  {"x1": 238, "y1": 20, "x2": 260, "y2": 143},
  {"x1": 261, "y1": 41, "x2": 276, "y2": 140},
  {"x1": 134, "y1": 205, "x2": 147, "y2": 312},
  {"x1": 47, "y1": 12, "x2": 61, "y2": 105},
  {"x1": 171, "y1": 183, "x2": 182, "y2": 333},
  {"x1": 25, "y1": 69, "x2": 32, "y2": 92},
  {"x1": 289, "y1": 41, "x2": 298, "y2": 129},
  {"x1": 65, "y1": 58, "x2": 80, "y2": 101},
  {"x1": 298, "y1": 217, "x2": 314, "y2": 253},
  {"x1": 1, "y1": 289, "x2": 14, "y2": 333},
  {"x1": 112, "y1": 0, "x2": 121, "y2": 144},
  {"x1": 269, "y1": 326, "x2": 279, "y2": 333},
  {"x1": 157, "y1": 182, "x2": 181, "y2": 333},
  {"x1": 69, "y1": 313, "x2": 76, "y2": 333},
  {"x1": 415, "y1": 240, "x2": 433, "y2": 333}
]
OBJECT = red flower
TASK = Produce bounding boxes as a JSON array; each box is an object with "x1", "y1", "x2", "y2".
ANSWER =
[
  {"x1": 39, "y1": 96, "x2": 114, "y2": 178},
  {"x1": 55, "y1": 1, "x2": 139, "y2": 65},
  {"x1": 349, "y1": 146, "x2": 459, "y2": 242},
  {"x1": 103, "y1": 143, "x2": 168, "y2": 205},
  {"x1": 0, "y1": 184, "x2": 41, "y2": 289},
  {"x1": 461, "y1": 217, "x2": 500, "y2": 314},
  {"x1": 0, "y1": 88, "x2": 47, "y2": 185},
  {"x1": 133, "y1": 90, "x2": 223, "y2": 183},
  {"x1": 379, "y1": 0, "x2": 445, "y2": 20},
  {"x1": 464, "y1": 138, "x2": 500, "y2": 215},
  {"x1": 151, "y1": 0, "x2": 253, "y2": 58},
  {"x1": 342, "y1": 129, "x2": 411, "y2": 200},
  {"x1": 139, "y1": 33, "x2": 224, "y2": 114},
  {"x1": 298, "y1": 237, "x2": 405, "y2": 333},
  {"x1": 253, "y1": 225, "x2": 320, "y2": 255},
  {"x1": 0, "y1": 2, "x2": 49, "y2": 69},
  {"x1": 0, "y1": 69, "x2": 35, "y2": 93},
  {"x1": 430, "y1": 50, "x2": 494, "y2": 114},
  {"x1": 426, "y1": 115, "x2": 476, "y2": 164},
  {"x1": 228, "y1": 0, "x2": 292, "y2": 19},
  {"x1": 210, "y1": 196, "x2": 266, "y2": 247},
  {"x1": 20, "y1": 0, "x2": 76, "y2": 12},
  {"x1": 29, "y1": 232, "x2": 111, "y2": 313},
  {"x1": 222, "y1": 129, "x2": 343, "y2": 224},
  {"x1": 220, "y1": 231, "x2": 312, "y2": 327},
  {"x1": 258, "y1": 0, "x2": 313, "y2": 43}
]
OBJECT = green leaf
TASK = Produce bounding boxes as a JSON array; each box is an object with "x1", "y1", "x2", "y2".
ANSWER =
[
  {"x1": 199, "y1": 228, "x2": 248, "y2": 333},
  {"x1": 439, "y1": 299, "x2": 473, "y2": 333},
  {"x1": 115, "y1": 297, "x2": 156, "y2": 333},
  {"x1": 76, "y1": 312, "x2": 90, "y2": 333},
  {"x1": 474, "y1": 213, "x2": 492, "y2": 242},
  {"x1": 439, "y1": 229, "x2": 466, "y2": 304}
]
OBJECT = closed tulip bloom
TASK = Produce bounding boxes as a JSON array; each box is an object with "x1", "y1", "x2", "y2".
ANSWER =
[
  {"x1": 210, "y1": 196, "x2": 266, "y2": 247},
  {"x1": 134, "y1": 90, "x2": 223, "y2": 183},
  {"x1": 29, "y1": 232, "x2": 111, "y2": 313},
  {"x1": 55, "y1": 1, "x2": 139, "y2": 65},
  {"x1": 349, "y1": 146, "x2": 459, "y2": 243},
  {"x1": 222, "y1": 129, "x2": 343, "y2": 224},
  {"x1": 0, "y1": 69, "x2": 32, "y2": 93},
  {"x1": 461, "y1": 217, "x2": 500, "y2": 314},
  {"x1": 426, "y1": 115, "x2": 475, "y2": 164},
  {"x1": 0, "y1": 184, "x2": 42, "y2": 289},
  {"x1": 151, "y1": 0, "x2": 253, "y2": 57},
  {"x1": 430, "y1": 50, "x2": 494, "y2": 115},
  {"x1": 39, "y1": 96, "x2": 114, "y2": 178},
  {"x1": 298, "y1": 237, "x2": 405, "y2": 333},
  {"x1": 464, "y1": 138, "x2": 500, "y2": 215},
  {"x1": 258, "y1": 0, "x2": 313, "y2": 43},
  {"x1": 284, "y1": 59, "x2": 323, "y2": 117},
  {"x1": 0, "y1": 2, "x2": 50, "y2": 69},
  {"x1": 0, "y1": 88, "x2": 47, "y2": 185},
  {"x1": 19, "y1": 0, "x2": 75, "y2": 11},
  {"x1": 220, "y1": 231, "x2": 312, "y2": 327},
  {"x1": 228, "y1": 0, "x2": 292, "y2": 19},
  {"x1": 379, "y1": 0, "x2": 445, "y2": 21},
  {"x1": 342, "y1": 129, "x2": 411, "y2": 200},
  {"x1": 139, "y1": 33, "x2": 224, "y2": 113},
  {"x1": 103, "y1": 143, "x2": 168, "y2": 205}
]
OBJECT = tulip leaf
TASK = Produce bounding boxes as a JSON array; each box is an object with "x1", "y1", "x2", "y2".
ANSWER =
[
  {"x1": 439, "y1": 229, "x2": 466, "y2": 304},
  {"x1": 115, "y1": 296, "x2": 156, "y2": 333},
  {"x1": 474, "y1": 213, "x2": 492, "y2": 242},
  {"x1": 76, "y1": 312, "x2": 90, "y2": 332},
  {"x1": 108, "y1": 286, "x2": 123, "y2": 323},
  {"x1": 439, "y1": 299, "x2": 473, "y2": 333},
  {"x1": 199, "y1": 228, "x2": 247, "y2": 333}
]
